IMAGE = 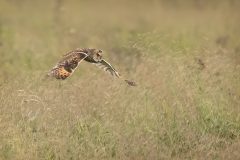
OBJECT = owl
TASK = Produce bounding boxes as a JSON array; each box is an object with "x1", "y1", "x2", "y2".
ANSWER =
[{"x1": 47, "y1": 48, "x2": 136, "y2": 86}]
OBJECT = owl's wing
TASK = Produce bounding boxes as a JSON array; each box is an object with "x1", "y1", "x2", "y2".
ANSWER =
[
  {"x1": 95, "y1": 59, "x2": 121, "y2": 78},
  {"x1": 47, "y1": 51, "x2": 88, "y2": 79},
  {"x1": 95, "y1": 59, "x2": 137, "y2": 86},
  {"x1": 59, "y1": 50, "x2": 87, "y2": 65}
]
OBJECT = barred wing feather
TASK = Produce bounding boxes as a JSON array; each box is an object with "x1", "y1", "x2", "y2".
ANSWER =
[
  {"x1": 47, "y1": 52, "x2": 88, "y2": 79},
  {"x1": 95, "y1": 59, "x2": 120, "y2": 78},
  {"x1": 95, "y1": 59, "x2": 137, "y2": 86},
  {"x1": 59, "y1": 51, "x2": 88, "y2": 65}
]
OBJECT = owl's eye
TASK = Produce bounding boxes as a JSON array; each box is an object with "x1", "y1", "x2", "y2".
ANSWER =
[
  {"x1": 99, "y1": 50, "x2": 102, "y2": 53},
  {"x1": 97, "y1": 53, "x2": 102, "y2": 58}
]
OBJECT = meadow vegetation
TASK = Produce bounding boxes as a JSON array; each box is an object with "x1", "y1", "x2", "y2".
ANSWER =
[{"x1": 0, "y1": 0, "x2": 240, "y2": 159}]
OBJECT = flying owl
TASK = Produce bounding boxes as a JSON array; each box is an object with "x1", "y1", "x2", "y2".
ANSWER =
[{"x1": 47, "y1": 48, "x2": 136, "y2": 86}]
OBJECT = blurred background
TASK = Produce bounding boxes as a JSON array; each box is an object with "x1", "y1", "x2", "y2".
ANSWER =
[{"x1": 0, "y1": 0, "x2": 240, "y2": 159}]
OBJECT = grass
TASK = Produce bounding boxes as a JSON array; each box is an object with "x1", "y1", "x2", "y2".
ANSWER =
[{"x1": 0, "y1": 0, "x2": 240, "y2": 159}]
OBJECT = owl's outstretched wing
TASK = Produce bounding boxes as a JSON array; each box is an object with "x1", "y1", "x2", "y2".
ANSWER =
[
  {"x1": 47, "y1": 51, "x2": 88, "y2": 80},
  {"x1": 59, "y1": 50, "x2": 87, "y2": 65},
  {"x1": 95, "y1": 59, "x2": 121, "y2": 78},
  {"x1": 95, "y1": 59, "x2": 137, "y2": 86}
]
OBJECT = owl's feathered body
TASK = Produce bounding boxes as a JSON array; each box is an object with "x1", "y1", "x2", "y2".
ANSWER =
[{"x1": 47, "y1": 48, "x2": 136, "y2": 86}]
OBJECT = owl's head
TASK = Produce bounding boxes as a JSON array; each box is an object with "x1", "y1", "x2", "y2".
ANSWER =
[{"x1": 87, "y1": 48, "x2": 103, "y2": 62}]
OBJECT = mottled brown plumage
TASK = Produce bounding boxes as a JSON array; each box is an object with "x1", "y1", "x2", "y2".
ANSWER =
[
  {"x1": 47, "y1": 48, "x2": 136, "y2": 86},
  {"x1": 48, "y1": 50, "x2": 88, "y2": 79}
]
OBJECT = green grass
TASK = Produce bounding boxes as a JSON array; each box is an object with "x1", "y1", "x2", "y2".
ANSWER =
[{"x1": 0, "y1": 0, "x2": 240, "y2": 159}]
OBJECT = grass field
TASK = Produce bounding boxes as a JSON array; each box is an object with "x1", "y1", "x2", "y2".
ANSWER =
[{"x1": 0, "y1": 0, "x2": 240, "y2": 159}]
